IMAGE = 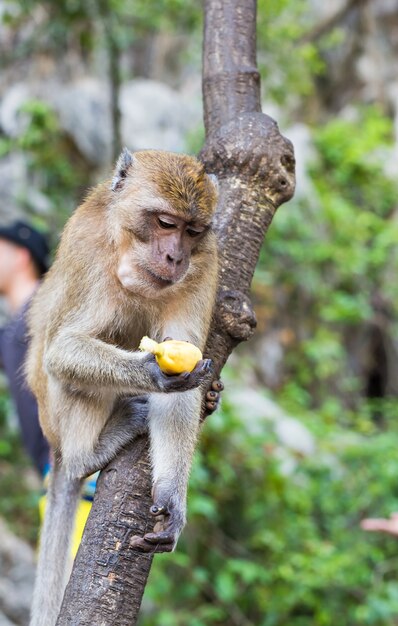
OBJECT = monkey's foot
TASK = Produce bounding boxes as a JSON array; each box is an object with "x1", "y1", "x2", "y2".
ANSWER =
[{"x1": 130, "y1": 503, "x2": 185, "y2": 553}]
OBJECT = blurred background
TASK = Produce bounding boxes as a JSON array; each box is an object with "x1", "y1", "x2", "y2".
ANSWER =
[{"x1": 1, "y1": 0, "x2": 398, "y2": 624}]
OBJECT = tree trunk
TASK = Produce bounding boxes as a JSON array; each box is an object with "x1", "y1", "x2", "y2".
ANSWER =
[
  {"x1": 200, "y1": 0, "x2": 295, "y2": 390},
  {"x1": 96, "y1": 0, "x2": 122, "y2": 161},
  {"x1": 57, "y1": 437, "x2": 153, "y2": 626},
  {"x1": 57, "y1": 0, "x2": 295, "y2": 624}
]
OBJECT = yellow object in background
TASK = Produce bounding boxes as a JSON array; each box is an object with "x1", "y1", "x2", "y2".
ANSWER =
[
  {"x1": 139, "y1": 336, "x2": 202, "y2": 374},
  {"x1": 38, "y1": 495, "x2": 92, "y2": 558}
]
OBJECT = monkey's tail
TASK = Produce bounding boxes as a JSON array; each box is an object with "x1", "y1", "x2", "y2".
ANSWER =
[{"x1": 30, "y1": 460, "x2": 82, "y2": 626}]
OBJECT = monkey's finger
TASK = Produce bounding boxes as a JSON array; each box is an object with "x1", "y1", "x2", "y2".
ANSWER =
[
  {"x1": 163, "y1": 336, "x2": 173, "y2": 342},
  {"x1": 206, "y1": 401, "x2": 217, "y2": 412},
  {"x1": 206, "y1": 390, "x2": 218, "y2": 401},
  {"x1": 211, "y1": 379, "x2": 224, "y2": 392},
  {"x1": 202, "y1": 359, "x2": 213, "y2": 372},
  {"x1": 361, "y1": 518, "x2": 398, "y2": 535},
  {"x1": 143, "y1": 530, "x2": 176, "y2": 545},
  {"x1": 192, "y1": 359, "x2": 213, "y2": 376}
]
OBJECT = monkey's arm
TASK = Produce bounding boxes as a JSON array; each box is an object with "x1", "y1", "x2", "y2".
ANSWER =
[
  {"x1": 132, "y1": 277, "x2": 217, "y2": 552},
  {"x1": 45, "y1": 333, "x2": 210, "y2": 394},
  {"x1": 131, "y1": 388, "x2": 202, "y2": 552}
]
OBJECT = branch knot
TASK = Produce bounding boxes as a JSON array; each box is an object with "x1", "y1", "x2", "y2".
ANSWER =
[
  {"x1": 216, "y1": 288, "x2": 257, "y2": 341},
  {"x1": 201, "y1": 112, "x2": 295, "y2": 208}
]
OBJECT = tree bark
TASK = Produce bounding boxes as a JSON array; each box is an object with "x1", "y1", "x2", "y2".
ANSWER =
[
  {"x1": 200, "y1": 0, "x2": 295, "y2": 397},
  {"x1": 57, "y1": 0, "x2": 295, "y2": 623},
  {"x1": 57, "y1": 437, "x2": 153, "y2": 626}
]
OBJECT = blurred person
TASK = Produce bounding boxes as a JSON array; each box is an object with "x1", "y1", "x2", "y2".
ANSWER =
[
  {"x1": 0, "y1": 220, "x2": 94, "y2": 555},
  {"x1": 0, "y1": 220, "x2": 50, "y2": 476}
]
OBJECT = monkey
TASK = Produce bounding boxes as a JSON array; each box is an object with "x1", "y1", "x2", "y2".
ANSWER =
[{"x1": 26, "y1": 148, "x2": 219, "y2": 626}]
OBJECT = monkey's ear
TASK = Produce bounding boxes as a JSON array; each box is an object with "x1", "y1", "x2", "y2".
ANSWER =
[
  {"x1": 208, "y1": 173, "x2": 219, "y2": 193},
  {"x1": 111, "y1": 147, "x2": 134, "y2": 191}
]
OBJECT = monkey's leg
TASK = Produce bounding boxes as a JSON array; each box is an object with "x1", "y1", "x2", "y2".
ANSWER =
[
  {"x1": 131, "y1": 389, "x2": 200, "y2": 553},
  {"x1": 63, "y1": 396, "x2": 149, "y2": 479},
  {"x1": 30, "y1": 460, "x2": 82, "y2": 626}
]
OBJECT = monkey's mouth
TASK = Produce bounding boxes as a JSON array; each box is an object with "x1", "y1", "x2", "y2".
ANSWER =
[{"x1": 143, "y1": 267, "x2": 174, "y2": 288}]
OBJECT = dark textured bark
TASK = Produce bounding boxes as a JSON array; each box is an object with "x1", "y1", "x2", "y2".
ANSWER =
[
  {"x1": 200, "y1": 0, "x2": 295, "y2": 392},
  {"x1": 57, "y1": 437, "x2": 153, "y2": 625},
  {"x1": 58, "y1": 0, "x2": 295, "y2": 623}
]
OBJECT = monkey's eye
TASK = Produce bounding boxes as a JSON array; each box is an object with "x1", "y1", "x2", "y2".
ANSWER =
[
  {"x1": 158, "y1": 217, "x2": 176, "y2": 230},
  {"x1": 187, "y1": 227, "x2": 204, "y2": 238}
]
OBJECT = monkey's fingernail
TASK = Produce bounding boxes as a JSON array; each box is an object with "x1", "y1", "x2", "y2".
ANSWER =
[
  {"x1": 151, "y1": 504, "x2": 166, "y2": 515},
  {"x1": 182, "y1": 372, "x2": 190, "y2": 379},
  {"x1": 212, "y1": 380, "x2": 224, "y2": 391}
]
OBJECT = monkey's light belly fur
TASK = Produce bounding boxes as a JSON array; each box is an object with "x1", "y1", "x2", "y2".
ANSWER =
[{"x1": 139, "y1": 336, "x2": 202, "y2": 374}]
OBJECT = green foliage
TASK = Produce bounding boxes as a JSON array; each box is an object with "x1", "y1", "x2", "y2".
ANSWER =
[
  {"x1": 1, "y1": 3, "x2": 398, "y2": 624},
  {"x1": 138, "y1": 394, "x2": 398, "y2": 626},
  {"x1": 256, "y1": 107, "x2": 398, "y2": 408},
  {"x1": 1, "y1": 0, "x2": 202, "y2": 62},
  {"x1": 256, "y1": 0, "x2": 326, "y2": 105},
  {"x1": 0, "y1": 389, "x2": 40, "y2": 544},
  {"x1": 1, "y1": 98, "x2": 87, "y2": 231},
  {"x1": 137, "y1": 106, "x2": 398, "y2": 626},
  {"x1": 1, "y1": 0, "x2": 95, "y2": 59},
  {"x1": 115, "y1": 0, "x2": 202, "y2": 35}
]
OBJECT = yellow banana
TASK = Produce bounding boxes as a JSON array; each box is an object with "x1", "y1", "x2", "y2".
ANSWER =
[{"x1": 139, "y1": 336, "x2": 202, "y2": 375}]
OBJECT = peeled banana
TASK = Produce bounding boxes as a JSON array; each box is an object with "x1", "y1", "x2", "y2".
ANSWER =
[{"x1": 139, "y1": 336, "x2": 202, "y2": 375}]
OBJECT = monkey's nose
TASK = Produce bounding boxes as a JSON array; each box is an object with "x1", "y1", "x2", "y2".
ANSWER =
[{"x1": 166, "y1": 254, "x2": 182, "y2": 266}]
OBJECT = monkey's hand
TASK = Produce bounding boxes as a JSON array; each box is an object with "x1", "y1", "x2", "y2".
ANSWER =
[
  {"x1": 145, "y1": 355, "x2": 213, "y2": 393},
  {"x1": 130, "y1": 494, "x2": 185, "y2": 553}
]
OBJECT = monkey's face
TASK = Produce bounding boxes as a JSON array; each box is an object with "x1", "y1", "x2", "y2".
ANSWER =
[
  {"x1": 116, "y1": 209, "x2": 210, "y2": 297},
  {"x1": 111, "y1": 149, "x2": 218, "y2": 298}
]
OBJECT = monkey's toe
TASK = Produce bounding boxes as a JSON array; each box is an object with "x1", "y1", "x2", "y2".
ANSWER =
[
  {"x1": 144, "y1": 530, "x2": 175, "y2": 544},
  {"x1": 130, "y1": 532, "x2": 175, "y2": 553},
  {"x1": 150, "y1": 504, "x2": 167, "y2": 516},
  {"x1": 143, "y1": 530, "x2": 176, "y2": 552}
]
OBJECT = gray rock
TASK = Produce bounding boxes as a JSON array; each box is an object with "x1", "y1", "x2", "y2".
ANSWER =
[
  {"x1": 48, "y1": 78, "x2": 112, "y2": 166},
  {"x1": 0, "y1": 518, "x2": 35, "y2": 626},
  {"x1": 226, "y1": 387, "x2": 316, "y2": 457},
  {"x1": 308, "y1": 0, "x2": 346, "y2": 20},
  {"x1": 227, "y1": 388, "x2": 287, "y2": 425},
  {"x1": 120, "y1": 79, "x2": 201, "y2": 153},
  {"x1": 283, "y1": 123, "x2": 316, "y2": 201},
  {"x1": 255, "y1": 332, "x2": 285, "y2": 389},
  {"x1": 0, "y1": 84, "x2": 30, "y2": 138},
  {"x1": 0, "y1": 153, "x2": 29, "y2": 220},
  {"x1": 274, "y1": 416, "x2": 316, "y2": 456}
]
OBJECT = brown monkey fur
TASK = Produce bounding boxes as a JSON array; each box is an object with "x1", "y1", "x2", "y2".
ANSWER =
[{"x1": 27, "y1": 149, "x2": 218, "y2": 626}]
